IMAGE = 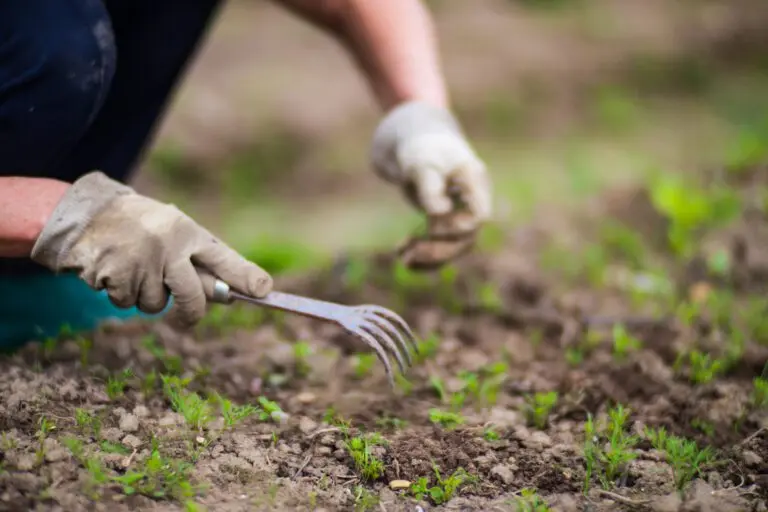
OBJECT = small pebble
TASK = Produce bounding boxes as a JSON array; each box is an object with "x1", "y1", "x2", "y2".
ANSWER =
[
  {"x1": 119, "y1": 414, "x2": 140, "y2": 433},
  {"x1": 122, "y1": 435, "x2": 142, "y2": 449},
  {"x1": 389, "y1": 480, "x2": 411, "y2": 490},
  {"x1": 296, "y1": 391, "x2": 316, "y2": 404},
  {"x1": 132, "y1": 405, "x2": 150, "y2": 418}
]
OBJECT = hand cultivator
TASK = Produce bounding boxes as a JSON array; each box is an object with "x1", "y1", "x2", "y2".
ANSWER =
[{"x1": 209, "y1": 278, "x2": 418, "y2": 387}]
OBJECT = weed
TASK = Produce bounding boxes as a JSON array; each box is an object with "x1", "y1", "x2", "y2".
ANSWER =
[
  {"x1": 106, "y1": 368, "x2": 134, "y2": 400},
  {"x1": 523, "y1": 391, "x2": 558, "y2": 429},
  {"x1": 161, "y1": 375, "x2": 213, "y2": 431},
  {"x1": 75, "y1": 335, "x2": 93, "y2": 367},
  {"x1": 110, "y1": 441, "x2": 201, "y2": 501},
  {"x1": 483, "y1": 427, "x2": 501, "y2": 442},
  {"x1": 257, "y1": 396, "x2": 286, "y2": 423},
  {"x1": 675, "y1": 350, "x2": 726, "y2": 384},
  {"x1": 352, "y1": 484, "x2": 380, "y2": 511},
  {"x1": 422, "y1": 465, "x2": 476, "y2": 505},
  {"x1": 101, "y1": 440, "x2": 131, "y2": 455},
  {"x1": 514, "y1": 488, "x2": 551, "y2": 511},
  {"x1": 428, "y1": 408, "x2": 465, "y2": 430},
  {"x1": 645, "y1": 426, "x2": 717, "y2": 491},
  {"x1": 477, "y1": 282, "x2": 504, "y2": 313},
  {"x1": 751, "y1": 377, "x2": 768, "y2": 408},
  {"x1": 142, "y1": 369, "x2": 159, "y2": 398},
  {"x1": 583, "y1": 405, "x2": 639, "y2": 492},
  {"x1": 1, "y1": 433, "x2": 17, "y2": 451},
  {"x1": 430, "y1": 375, "x2": 448, "y2": 404},
  {"x1": 142, "y1": 336, "x2": 183, "y2": 375},
  {"x1": 352, "y1": 353, "x2": 376, "y2": 379},
  {"x1": 375, "y1": 415, "x2": 407, "y2": 430},
  {"x1": 345, "y1": 433, "x2": 386, "y2": 482},
  {"x1": 414, "y1": 333, "x2": 440, "y2": 364},
  {"x1": 35, "y1": 416, "x2": 56, "y2": 465},
  {"x1": 612, "y1": 324, "x2": 642, "y2": 361},
  {"x1": 691, "y1": 419, "x2": 715, "y2": 439},
  {"x1": 215, "y1": 393, "x2": 259, "y2": 428},
  {"x1": 75, "y1": 408, "x2": 102, "y2": 438},
  {"x1": 292, "y1": 341, "x2": 312, "y2": 377}
]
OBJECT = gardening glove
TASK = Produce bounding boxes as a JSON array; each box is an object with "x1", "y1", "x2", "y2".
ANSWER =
[
  {"x1": 30, "y1": 171, "x2": 273, "y2": 326},
  {"x1": 370, "y1": 100, "x2": 492, "y2": 267}
]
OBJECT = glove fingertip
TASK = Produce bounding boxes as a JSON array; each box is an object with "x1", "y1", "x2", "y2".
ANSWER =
[{"x1": 247, "y1": 268, "x2": 274, "y2": 298}]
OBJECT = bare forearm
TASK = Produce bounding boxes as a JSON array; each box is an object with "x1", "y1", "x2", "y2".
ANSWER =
[
  {"x1": 0, "y1": 177, "x2": 70, "y2": 257},
  {"x1": 274, "y1": 0, "x2": 448, "y2": 110}
]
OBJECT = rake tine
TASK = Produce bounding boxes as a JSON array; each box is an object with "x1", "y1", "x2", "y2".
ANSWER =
[
  {"x1": 359, "y1": 319, "x2": 408, "y2": 374},
  {"x1": 357, "y1": 305, "x2": 419, "y2": 355},
  {"x1": 344, "y1": 325, "x2": 396, "y2": 388},
  {"x1": 363, "y1": 313, "x2": 413, "y2": 367}
]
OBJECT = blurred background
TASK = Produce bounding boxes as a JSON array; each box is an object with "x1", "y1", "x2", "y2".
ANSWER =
[{"x1": 133, "y1": 0, "x2": 768, "y2": 276}]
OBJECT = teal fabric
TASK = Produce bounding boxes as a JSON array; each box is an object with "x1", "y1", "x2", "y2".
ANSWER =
[{"x1": 0, "y1": 272, "x2": 167, "y2": 351}]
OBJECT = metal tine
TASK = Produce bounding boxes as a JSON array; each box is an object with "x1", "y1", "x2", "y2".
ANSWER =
[
  {"x1": 356, "y1": 304, "x2": 419, "y2": 354},
  {"x1": 362, "y1": 313, "x2": 413, "y2": 367},
  {"x1": 358, "y1": 319, "x2": 408, "y2": 374},
  {"x1": 347, "y1": 327, "x2": 396, "y2": 388}
]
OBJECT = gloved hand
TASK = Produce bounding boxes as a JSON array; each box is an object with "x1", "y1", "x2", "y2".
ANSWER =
[
  {"x1": 30, "y1": 171, "x2": 272, "y2": 326},
  {"x1": 370, "y1": 100, "x2": 492, "y2": 231}
]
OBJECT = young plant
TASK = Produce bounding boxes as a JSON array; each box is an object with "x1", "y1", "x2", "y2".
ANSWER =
[
  {"x1": 583, "y1": 405, "x2": 639, "y2": 492},
  {"x1": 414, "y1": 332, "x2": 440, "y2": 364},
  {"x1": 411, "y1": 465, "x2": 475, "y2": 505},
  {"x1": 428, "y1": 408, "x2": 464, "y2": 430},
  {"x1": 292, "y1": 341, "x2": 312, "y2": 377},
  {"x1": 215, "y1": 393, "x2": 259, "y2": 428},
  {"x1": 352, "y1": 484, "x2": 380, "y2": 511},
  {"x1": 106, "y1": 368, "x2": 134, "y2": 400},
  {"x1": 257, "y1": 396, "x2": 286, "y2": 423},
  {"x1": 514, "y1": 488, "x2": 550, "y2": 511},
  {"x1": 75, "y1": 408, "x2": 102, "y2": 438},
  {"x1": 645, "y1": 426, "x2": 716, "y2": 491},
  {"x1": 675, "y1": 350, "x2": 726, "y2": 384},
  {"x1": 161, "y1": 375, "x2": 213, "y2": 431},
  {"x1": 523, "y1": 391, "x2": 558, "y2": 430},
  {"x1": 76, "y1": 335, "x2": 93, "y2": 367},
  {"x1": 751, "y1": 377, "x2": 768, "y2": 408},
  {"x1": 352, "y1": 353, "x2": 376, "y2": 379},
  {"x1": 612, "y1": 324, "x2": 642, "y2": 361},
  {"x1": 35, "y1": 416, "x2": 56, "y2": 465},
  {"x1": 344, "y1": 433, "x2": 386, "y2": 482}
]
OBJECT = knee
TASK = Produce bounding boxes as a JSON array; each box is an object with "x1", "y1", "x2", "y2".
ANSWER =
[{"x1": 0, "y1": 16, "x2": 117, "y2": 175}]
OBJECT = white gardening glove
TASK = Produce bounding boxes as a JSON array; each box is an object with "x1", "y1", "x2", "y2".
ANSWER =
[
  {"x1": 30, "y1": 171, "x2": 272, "y2": 326},
  {"x1": 370, "y1": 100, "x2": 492, "y2": 231}
]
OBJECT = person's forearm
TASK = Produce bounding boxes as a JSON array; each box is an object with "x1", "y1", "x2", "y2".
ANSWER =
[
  {"x1": 273, "y1": 0, "x2": 448, "y2": 111},
  {"x1": 0, "y1": 177, "x2": 70, "y2": 257}
]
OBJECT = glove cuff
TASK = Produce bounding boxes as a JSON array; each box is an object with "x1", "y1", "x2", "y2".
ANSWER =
[
  {"x1": 370, "y1": 100, "x2": 463, "y2": 183},
  {"x1": 31, "y1": 171, "x2": 135, "y2": 270}
]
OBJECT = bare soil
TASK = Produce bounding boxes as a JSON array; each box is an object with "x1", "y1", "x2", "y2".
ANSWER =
[{"x1": 1, "y1": 169, "x2": 767, "y2": 511}]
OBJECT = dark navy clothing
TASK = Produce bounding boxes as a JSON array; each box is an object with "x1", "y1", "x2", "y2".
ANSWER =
[{"x1": 0, "y1": 0, "x2": 222, "y2": 276}]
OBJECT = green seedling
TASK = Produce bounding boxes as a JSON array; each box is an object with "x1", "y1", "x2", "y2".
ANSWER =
[
  {"x1": 1, "y1": 433, "x2": 17, "y2": 451},
  {"x1": 419, "y1": 465, "x2": 476, "y2": 505},
  {"x1": 690, "y1": 419, "x2": 715, "y2": 439},
  {"x1": 344, "y1": 433, "x2": 386, "y2": 482},
  {"x1": 514, "y1": 488, "x2": 551, "y2": 511},
  {"x1": 428, "y1": 408, "x2": 464, "y2": 430},
  {"x1": 649, "y1": 174, "x2": 741, "y2": 259},
  {"x1": 483, "y1": 427, "x2": 501, "y2": 442},
  {"x1": 257, "y1": 396, "x2": 286, "y2": 423},
  {"x1": 675, "y1": 350, "x2": 726, "y2": 385},
  {"x1": 215, "y1": 394, "x2": 259, "y2": 428},
  {"x1": 612, "y1": 324, "x2": 642, "y2": 361},
  {"x1": 75, "y1": 335, "x2": 93, "y2": 367},
  {"x1": 523, "y1": 391, "x2": 558, "y2": 430},
  {"x1": 752, "y1": 377, "x2": 768, "y2": 408},
  {"x1": 62, "y1": 436, "x2": 108, "y2": 499},
  {"x1": 35, "y1": 416, "x2": 56, "y2": 465},
  {"x1": 395, "y1": 373, "x2": 414, "y2": 395},
  {"x1": 142, "y1": 335, "x2": 183, "y2": 375},
  {"x1": 599, "y1": 220, "x2": 647, "y2": 270},
  {"x1": 341, "y1": 256, "x2": 370, "y2": 292},
  {"x1": 292, "y1": 341, "x2": 312, "y2": 377},
  {"x1": 106, "y1": 368, "x2": 134, "y2": 400},
  {"x1": 101, "y1": 440, "x2": 131, "y2": 455},
  {"x1": 414, "y1": 332, "x2": 440, "y2": 364},
  {"x1": 142, "y1": 369, "x2": 159, "y2": 398},
  {"x1": 429, "y1": 375, "x2": 448, "y2": 404},
  {"x1": 453, "y1": 362, "x2": 508, "y2": 410},
  {"x1": 352, "y1": 484, "x2": 380, "y2": 511},
  {"x1": 583, "y1": 405, "x2": 639, "y2": 492},
  {"x1": 645, "y1": 426, "x2": 716, "y2": 491},
  {"x1": 110, "y1": 442, "x2": 200, "y2": 501},
  {"x1": 375, "y1": 415, "x2": 407, "y2": 430},
  {"x1": 476, "y1": 282, "x2": 504, "y2": 314},
  {"x1": 75, "y1": 408, "x2": 102, "y2": 438},
  {"x1": 161, "y1": 375, "x2": 213, "y2": 431},
  {"x1": 352, "y1": 353, "x2": 376, "y2": 379}
]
